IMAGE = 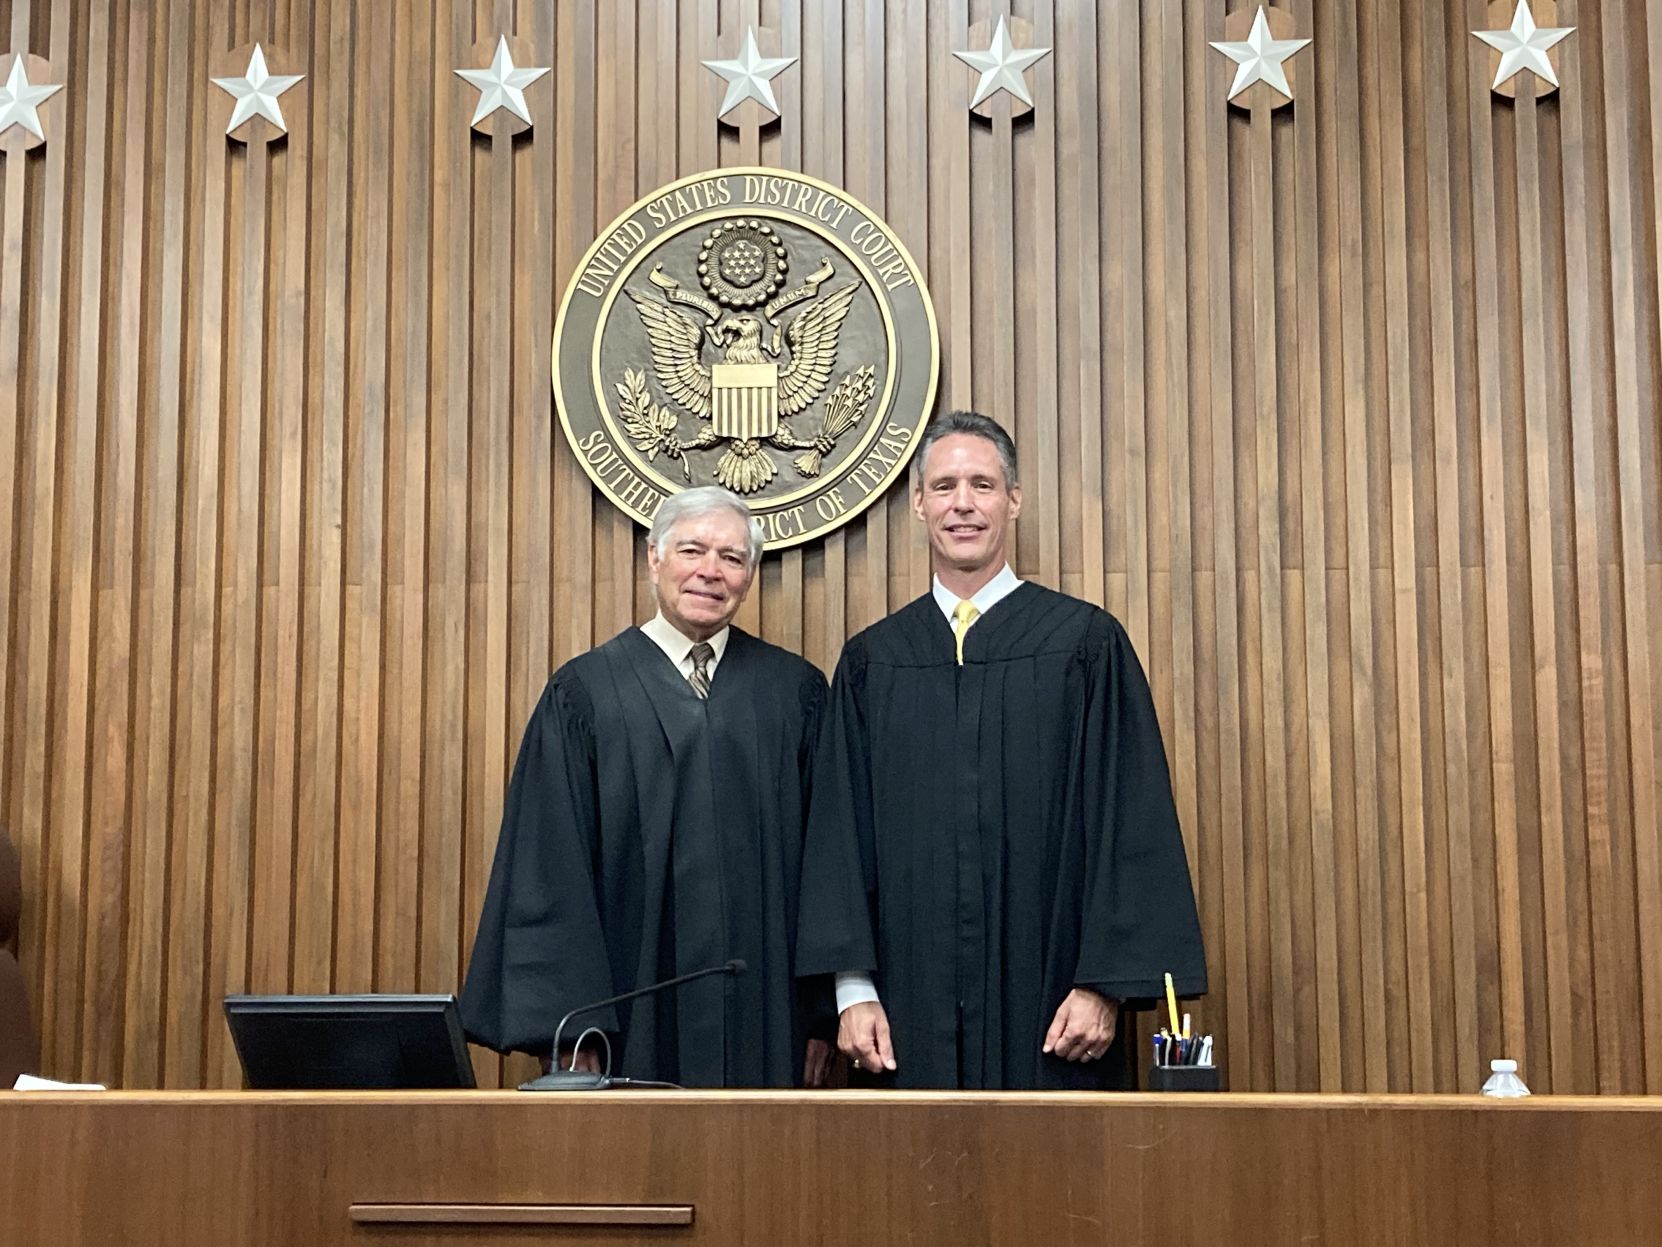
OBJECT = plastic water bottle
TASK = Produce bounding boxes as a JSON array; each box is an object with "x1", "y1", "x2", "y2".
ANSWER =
[{"x1": 1480, "y1": 1058, "x2": 1531, "y2": 1098}]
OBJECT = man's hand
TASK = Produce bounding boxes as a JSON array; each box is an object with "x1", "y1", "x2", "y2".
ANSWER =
[
  {"x1": 553, "y1": 1044, "x2": 604, "y2": 1074},
  {"x1": 837, "y1": 1000, "x2": 898, "y2": 1073},
  {"x1": 1042, "y1": 988, "x2": 1119, "y2": 1062},
  {"x1": 802, "y1": 1037, "x2": 834, "y2": 1087}
]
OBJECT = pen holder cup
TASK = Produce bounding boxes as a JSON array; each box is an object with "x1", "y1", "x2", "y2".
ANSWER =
[{"x1": 1147, "y1": 1064, "x2": 1220, "y2": 1092}]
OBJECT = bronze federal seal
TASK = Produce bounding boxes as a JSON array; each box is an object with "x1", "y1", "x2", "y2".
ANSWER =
[{"x1": 552, "y1": 168, "x2": 939, "y2": 550}]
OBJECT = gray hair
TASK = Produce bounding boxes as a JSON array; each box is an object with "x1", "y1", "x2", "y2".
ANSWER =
[
  {"x1": 648, "y1": 486, "x2": 766, "y2": 567},
  {"x1": 912, "y1": 410, "x2": 1020, "y2": 489}
]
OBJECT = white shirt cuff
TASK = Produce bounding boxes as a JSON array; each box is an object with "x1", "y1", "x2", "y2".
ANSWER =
[{"x1": 835, "y1": 972, "x2": 881, "y2": 1014}]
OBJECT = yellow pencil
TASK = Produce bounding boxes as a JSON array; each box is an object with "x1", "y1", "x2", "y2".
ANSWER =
[{"x1": 1164, "y1": 972, "x2": 1181, "y2": 1037}]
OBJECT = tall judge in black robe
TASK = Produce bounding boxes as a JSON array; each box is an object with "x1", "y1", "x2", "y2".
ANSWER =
[
  {"x1": 796, "y1": 412, "x2": 1206, "y2": 1090},
  {"x1": 463, "y1": 488, "x2": 832, "y2": 1088}
]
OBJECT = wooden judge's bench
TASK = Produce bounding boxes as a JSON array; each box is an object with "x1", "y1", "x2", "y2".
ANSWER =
[{"x1": 2, "y1": 1091, "x2": 1658, "y2": 1245}]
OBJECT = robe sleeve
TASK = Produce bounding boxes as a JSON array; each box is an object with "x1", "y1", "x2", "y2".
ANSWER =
[
  {"x1": 1072, "y1": 616, "x2": 1208, "y2": 1002},
  {"x1": 793, "y1": 665, "x2": 839, "y2": 1039},
  {"x1": 460, "y1": 673, "x2": 619, "y2": 1056},
  {"x1": 795, "y1": 642, "x2": 881, "y2": 980}
]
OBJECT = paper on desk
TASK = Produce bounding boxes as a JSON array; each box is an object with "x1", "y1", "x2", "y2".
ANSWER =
[{"x1": 11, "y1": 1073, "x2": 107, "y2": 1091}]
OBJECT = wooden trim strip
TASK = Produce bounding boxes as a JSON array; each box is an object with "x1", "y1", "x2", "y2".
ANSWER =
[{"x1": 347, "y1": 1202, "x2": 695, "y2": 1227}]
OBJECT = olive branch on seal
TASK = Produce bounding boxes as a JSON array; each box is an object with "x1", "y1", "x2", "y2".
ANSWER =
[{"x1": 616, "y1": 368, "x2": 693, "y2": 481}]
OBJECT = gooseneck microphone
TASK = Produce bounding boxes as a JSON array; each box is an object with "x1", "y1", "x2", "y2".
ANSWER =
[{"x1": 519, "y1": 959, "x2": 747, "y2": 1092}]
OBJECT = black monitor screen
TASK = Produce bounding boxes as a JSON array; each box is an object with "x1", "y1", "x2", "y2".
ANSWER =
[{"x1": 223, "y1": 994, "x2": 477, "y2": 1090}]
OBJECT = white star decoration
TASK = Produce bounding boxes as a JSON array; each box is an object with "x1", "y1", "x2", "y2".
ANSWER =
[
  {"x1": 953, "y1": 16, "x2": 1051, "y2": 111},
  {"x1": 210, "y1": 44, "x2": 303, "y2": 136},
  {"x1": 455, "y1": 36, "x2": 549, "y2": 128},
  {"x1": 1472, "y1": 0, "x2": 1574, "y2": 93},
  {"x1": 1209, "y1": 6, "x2": 1312, "y2": 104},
  {"x1": 702, "y1": 26, "x2": 796, "y2": 120},
  {"x1": 0, "y1": 56, "x2": 63, "y2": 142}
]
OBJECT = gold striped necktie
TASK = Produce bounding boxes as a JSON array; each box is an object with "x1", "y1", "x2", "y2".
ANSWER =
[
  {"x1": 952, "y1": 600, "x2": 979, "y2": 666},
  {"x1": 688, "y1": 641, "x2": 715, "y2": 698}
]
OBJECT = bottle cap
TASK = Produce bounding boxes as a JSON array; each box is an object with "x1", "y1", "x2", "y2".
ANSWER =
[{"x1": 1490, "y1": 1058, "x2": 1517, "y2": 1073}]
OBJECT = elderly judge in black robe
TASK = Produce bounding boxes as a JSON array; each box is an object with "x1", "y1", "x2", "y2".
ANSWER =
[
  {"x1": 796, "y1": 411, "x2": 1207, "y2": 1090},
  {"x1": 462, "y1": 487, "x2": 832, "y2": 1087}
]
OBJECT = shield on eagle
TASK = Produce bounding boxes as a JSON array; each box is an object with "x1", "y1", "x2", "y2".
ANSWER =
[{"x1": 710, "y1": 362, "x2": 780, "y2": 440}]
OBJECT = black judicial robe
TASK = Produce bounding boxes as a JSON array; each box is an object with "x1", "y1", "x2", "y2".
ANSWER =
[
  {"x1": 461, "y1": 626, "x2": 829, "y2": 1087},
  {"x1": 796, "y1": 583, "x2": 1207, "y2": 1089}
]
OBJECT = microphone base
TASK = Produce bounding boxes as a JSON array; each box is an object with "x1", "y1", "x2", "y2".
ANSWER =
[{"x1": 518, "y1": 1070, "x2": 613, "y2": 1092}]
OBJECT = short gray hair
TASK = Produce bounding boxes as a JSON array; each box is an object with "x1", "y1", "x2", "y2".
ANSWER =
[
  {"x1": 912, "y1": 410, "x2": 1019, "y2": 489},
  {"x1": 648, "y1": 486, "x2": 765, "y2": 567}
]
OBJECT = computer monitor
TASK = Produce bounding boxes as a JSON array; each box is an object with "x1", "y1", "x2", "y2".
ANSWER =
[{"x1": 223, "y1": 994, "x2": 477, "y2": 1090}]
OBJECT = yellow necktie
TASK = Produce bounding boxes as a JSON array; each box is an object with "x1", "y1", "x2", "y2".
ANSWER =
[{"x1": 952, "y1": 600, "x2": 980, "y2": 666}]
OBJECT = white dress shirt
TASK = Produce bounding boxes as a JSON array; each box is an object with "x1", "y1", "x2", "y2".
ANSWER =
[
  {"x1": 639, "y1": 612, "x2": 731, "y2": 683},
  {"x1": 834, "y1": 565, "x2": 1024, "y2": 1014}
]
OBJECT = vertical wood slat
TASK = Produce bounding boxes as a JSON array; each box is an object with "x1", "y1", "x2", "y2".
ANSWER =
[
  {"x1": 1556, "y1": 0, "x2": 1620, "y2": 1093},
  {"x1": 1285, "y1": 0, "x2": 1340, "y2": 1091},
  {"x1": 3, "y1": 0, "x2": 1662, "y2": 1095},
  {"x1": 1193, "y1": 0, "x2": 1250, "y2": 1088},
  {"x1": 1332, "y1": 0, "x2": 1389, "y2": 1091},
  {"x1": 1372, "y1": 0, "x2": 1435, "y2": 1094}
]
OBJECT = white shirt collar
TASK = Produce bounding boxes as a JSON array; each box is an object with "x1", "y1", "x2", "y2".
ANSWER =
[
  {"x1": 932, "y1": 563, "x2": 1022, "y2": 622},
  {"x1": 639, "y1": 611, "x2": 731, "y2": 677}
]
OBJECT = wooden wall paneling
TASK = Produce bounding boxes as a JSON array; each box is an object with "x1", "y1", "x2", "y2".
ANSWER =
[
  {"x1": 1288, "y1": 0, "x2": 1341, "y2": 1091},
  {"x1": 550, "y1": 0, "x2": 594, "y2": 669},
  {"x1": 1464, "y1": 0, "x2": 1528, "y2": 1077},
  {"x1": 1148, "y1": 2, "x2": 1201, "y2": 943},
  {"x1": 1176, "y1": 0, "x2": 1217, "y2": 1074},
  {"x1": 1193, "y1": 0, "x2": 1249, "y2": 1089},
  {"x1": 121, "y1": 0, "x2": 172, "y2": 1090},
  {"x1": 1058, "y1": 0, "x2": 1103, "y2": 610},
  {"x1": 1592, "y1": 0, "x2": 1662, "y2": 1094},
  {"x1": 1141, "y1": 3, "x2": 1173, "y2": 740},
  {"x1": 149, "y1": 0, "x2": 198, "y2": 1085},
  {"x1": 604, "y1": 0, "x2": 642, "y2": 641},
  {"x1": 335, "y1": 0, "x2": 390, "y2": 1002},
  {"x1": 0, "y1": 48, "x2": 27, "y2": 892},
  {"x1": 882, "y1": 0, "x2": 925, "y2": 610},
  {"x1": 291, "y1": 0, "x2": 349, "y2": 1003},
  {"x1": 1373, "y1": 0, "x2": 1436, "y2": 1094},
  {"x1": 1020, "y1": 0, "x2": 1062, "y2": 597},
  {"x1": 1115, "y1": 6, "x2": 1146, "y2": 650},
  {"x1": 1511, "y1": 71, "x2": 1576, "y2": 1093},
  {"x1": 1331, "y1": 0, "x2": 1389, "y2": 1091},
  {"x1": 0, "y1": 0, "x2": 53, "y2": 1071},
  {"x1": 460, "y1": 22, "x2": 515, "y2": 1086},
  {"x1": 166, "y1": 0, "x2": 223, "y2": 1091},
  {"x1": 1244, "y1": 90, "x2": 1298, "y2": 1090},
  {"x1": 845, "y1": 0, "x2": 886, "y2": 631},
  {"x1": 1356, "y1": 0, "x2": 1411, "y2": 1094},
  {"x1": 1414, "y1": 0, "x2": 1479, "y2": 1099},
  {"x1": 206, "y1": 17, "x2": 262, "y2": 1089},
  {"x1": 1636, "y1": 0, "x2": 1662, "y2": 1097},
  {"x1": 54, "y1": 0, "x2": 110, "y2": 1081},
  {"x1": 1310, "y1": 0, "x2": 1365, "y2": 1093},
  {"x1": 1097, "y1": 2, "x2": 1125, "y2": 619},
  {"x1": 15, "y1": 0, "x2": 67, "y2": 1063},
  {"x1": 380, "y1": 0, "x2": 431, "y2": 1010},
  {"x1": 5, "y1": 0, "x2": 1662, "y2": 1093},
  {"x1": 252, "y1": 4, "x2": 311, "y2": 1008},
  {"x1": 420, "y1": 0, "x2": 469, "y2": 1006},
  {"x1": 514, "y1": 0, "x2": 554, "y2": 821},
  {"x1": 1556, "y1": 0, "x2": 1619, "y2": 1093}
]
